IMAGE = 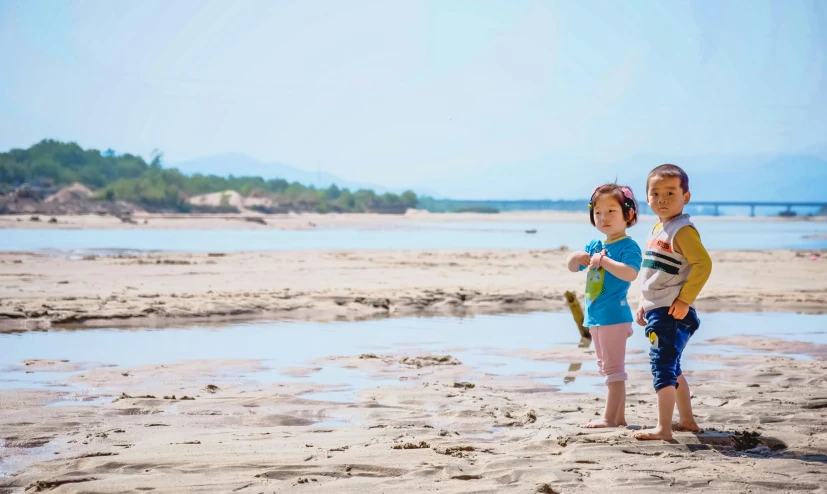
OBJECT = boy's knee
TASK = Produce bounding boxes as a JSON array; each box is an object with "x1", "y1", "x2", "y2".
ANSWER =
[
  {"x1": 651, "y1": 350, "x2": 679, "y2": 391},
  {"x1": 652, "y1": 370, "x2": 677, "y2": 391}
]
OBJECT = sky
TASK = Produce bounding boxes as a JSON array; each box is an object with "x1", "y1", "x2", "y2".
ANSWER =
[{"x1": 1, "y1": 0, "x2": 826, "y2": 199}]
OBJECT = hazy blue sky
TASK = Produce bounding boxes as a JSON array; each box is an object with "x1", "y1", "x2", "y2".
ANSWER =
[{"x1": 1, "y1": 0, "x2": 825, "y2": 198}]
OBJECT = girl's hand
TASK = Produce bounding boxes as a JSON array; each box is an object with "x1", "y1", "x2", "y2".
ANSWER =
[
  {"x1": 635, "y1": 304, "x2": 647, "y2": 326},
  {"x1": 589, "y1": 249, "x2": 607, "y2": 269},
  {"x1": 566, "y1": 251, "x2": 591, "y2": 272}
]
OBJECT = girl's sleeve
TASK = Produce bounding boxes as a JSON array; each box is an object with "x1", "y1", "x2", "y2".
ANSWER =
[
  {"x1": 673, "y1": 227, "x2": 712, "y2": 304},
  {"x1": 620, "y1": 241, "x2": 643, "y2": 271}
]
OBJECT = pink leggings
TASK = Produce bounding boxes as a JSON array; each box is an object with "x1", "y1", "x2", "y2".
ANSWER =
[{"x1": 589, "y1": 322, "x2": 633, "y2": 384}]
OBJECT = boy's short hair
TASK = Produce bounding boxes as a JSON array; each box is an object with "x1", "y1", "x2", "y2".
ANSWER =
[
  {"x1": 589, "y1": 184, "x2": 638, "y2": 227},
  {"x1": 647, "y1": 164, "x2": 689, "y2": 194}
]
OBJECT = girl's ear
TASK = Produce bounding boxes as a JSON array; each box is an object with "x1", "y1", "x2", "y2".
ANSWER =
[{"x1": 625, "y1": 209, "x2": 637, "y2": 226}]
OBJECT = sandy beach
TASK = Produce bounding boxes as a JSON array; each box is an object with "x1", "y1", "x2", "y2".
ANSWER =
[{"x1": 1, "y1": 214, "x2": 827, "y2": 493}]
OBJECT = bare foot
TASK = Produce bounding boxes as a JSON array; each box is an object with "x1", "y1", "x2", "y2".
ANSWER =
[
  {"x1": 584, "y1": 418, "x2": 617, "y2": 428},
  {"x1": 616, "y1": 419, "x2": 628, "y2": 427},
  {"x1": 672, "y1": 422, "x2": 700, "y2": 432},
  {"x1": 633, "y1": 426, "x2": 673, "y2": 441}
]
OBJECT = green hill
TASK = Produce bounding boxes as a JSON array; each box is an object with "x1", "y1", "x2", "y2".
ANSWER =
[{"x1": 0, "y1": 140, "x2": 417, "y2": 213}]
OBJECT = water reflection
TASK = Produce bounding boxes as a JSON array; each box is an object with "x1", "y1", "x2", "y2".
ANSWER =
[
  {"x1": 563, "y1": 336, "x2": 592, "y2": 385},
  {"x1": 1, "y1": 312, "x2": 825, "y2": 402}
]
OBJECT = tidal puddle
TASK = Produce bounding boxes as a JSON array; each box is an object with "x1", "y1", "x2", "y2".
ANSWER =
[
  {"x1": 1, "y1": 312, "x2": 825, "y2": 405},
  {"x1": 44, "y1": 396, "x2": 110, "y2": 407},
  {"x1": 0, "y1": 437, "x2": 65, "y2": 479}
]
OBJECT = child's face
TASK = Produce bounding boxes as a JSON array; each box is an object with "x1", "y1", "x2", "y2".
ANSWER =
[
  {"x1": 647, "y1": 176, "x2": 690, "y2": 220},
  {"x1": 592, "y1": 195, "x2": 627, "y2": 238}
]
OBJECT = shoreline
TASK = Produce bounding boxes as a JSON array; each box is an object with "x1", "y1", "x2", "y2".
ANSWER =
[
  {"x1": 2, "y1": 248, "x2": 825, "y2": 332},
  {"x1": 5, "y1": 301, "x2": 825, "y2": 334},
  {"x1": 2, "y1": 211, "x2": 826, "y2": 231}
]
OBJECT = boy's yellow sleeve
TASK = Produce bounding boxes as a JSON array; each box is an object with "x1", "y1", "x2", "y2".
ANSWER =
[{"x1": 673, "y1": 227, "x2": 712, "y2": 305}]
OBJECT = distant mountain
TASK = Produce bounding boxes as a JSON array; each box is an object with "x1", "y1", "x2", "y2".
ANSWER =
[
  {"x1": 169, "y1": 153, "x2": 437, "y2": 196},
  {"x1": 424, "y1": 152, "x2": 827, "y2": 202},
  {"x1": 170, "y1": 151, "x2": 826, "y2": 202},
  {"x1": 610, "y1": 153, "x2": 827, "y2": 202}
]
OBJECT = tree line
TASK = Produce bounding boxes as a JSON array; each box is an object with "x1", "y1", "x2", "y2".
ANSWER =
[{"x1": 0, "y1": 140, "x2": 418, "y2": 213}]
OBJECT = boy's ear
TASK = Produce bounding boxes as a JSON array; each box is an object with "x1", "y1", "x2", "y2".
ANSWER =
[{"x1": 684, "y1": 190, "x2": 691, "y2": 205}]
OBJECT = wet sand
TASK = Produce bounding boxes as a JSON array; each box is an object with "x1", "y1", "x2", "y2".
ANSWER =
[
  {"x1": 0, "y1": 248, "x2": 825, "y2": 331},
  {"x1": 1, "y1": 342, "x2": 825, "y2": 493}
]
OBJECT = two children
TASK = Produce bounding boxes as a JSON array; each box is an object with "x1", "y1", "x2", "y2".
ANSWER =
[{"x1": 569, "y1": 164, "x2": 712, "y2": 440}]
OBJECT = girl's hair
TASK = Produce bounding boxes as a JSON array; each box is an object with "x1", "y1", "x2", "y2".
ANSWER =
[{"x1": 588, "y1": 184, "x2": 638, "y2": 227}]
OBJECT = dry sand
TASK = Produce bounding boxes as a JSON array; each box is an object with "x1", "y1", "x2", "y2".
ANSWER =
[
  {"x1": 1, "y1": 211, "x2": 588, "y2": 231},
  {"x1": 0, "y1": 248, "x2": 825, "y2": 331}
]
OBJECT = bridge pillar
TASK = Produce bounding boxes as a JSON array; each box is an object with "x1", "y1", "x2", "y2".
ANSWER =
[
  {"x1": 750, "y1": 205, "x2": 755, "y2": 217},
  {"x1": 714, "y1": 204, "x2": 719, "y2": 216}
]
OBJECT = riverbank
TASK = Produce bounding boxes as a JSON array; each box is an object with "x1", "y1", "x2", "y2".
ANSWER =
[
  {"x1": 1, "y1": 248, "x2": 824, "y2": 331},
  {"x1": 2, "y1": 211, "x2": 825, "y2": 231}
]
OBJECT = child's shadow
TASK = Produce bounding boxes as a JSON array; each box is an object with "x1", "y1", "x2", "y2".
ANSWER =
[{"x1": 627, "y1": 427, "x2": 793, "y2": 451}]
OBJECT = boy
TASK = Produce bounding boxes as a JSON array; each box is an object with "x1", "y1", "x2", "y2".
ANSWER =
[{"x1": 633, "y1": 164, "x2": 712, "y2": 441}]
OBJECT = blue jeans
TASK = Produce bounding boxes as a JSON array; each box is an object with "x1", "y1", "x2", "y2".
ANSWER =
[{"x1": 645, "y1": 307, "x2": 700, "y2": 391}]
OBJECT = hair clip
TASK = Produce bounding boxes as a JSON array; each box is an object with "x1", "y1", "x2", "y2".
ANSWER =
[{"x1": 620, "y1": 186, "x2": 637, "y2": 210}]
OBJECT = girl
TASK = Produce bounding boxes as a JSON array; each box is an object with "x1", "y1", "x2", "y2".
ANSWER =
[{"x1": 566, "y1": 184, "x2": 642, "y2": 428}]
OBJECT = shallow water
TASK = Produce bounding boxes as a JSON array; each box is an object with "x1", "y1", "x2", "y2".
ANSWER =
[
  {"x1": 1, "y1": 312, "x2": 824, "y2": 403},
  {"x1": 2, "y1": 218, "x2": 826, "y2": 253}
]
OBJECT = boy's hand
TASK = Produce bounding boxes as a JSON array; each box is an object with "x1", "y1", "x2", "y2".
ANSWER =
[
  {"x1": 575, "y1": 251, "x2": 590, "y2": 267},
  {"x1": 589, "y1": 249, "x2": 607, "y2": 269},
  {"x1": 668, "y1": 299, "x2": 690, "y2": 320},
  {"x1": 635, "y1": 305, "x2": 647, "y2": 326}
]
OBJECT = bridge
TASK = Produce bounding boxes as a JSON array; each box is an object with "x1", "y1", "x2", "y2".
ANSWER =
[
  {"x1": 668, "y1": 201, "x2": 827, "y2": 217},
  {"x1": 426, "y1": 199, "x2": 826, "y2": 217}
]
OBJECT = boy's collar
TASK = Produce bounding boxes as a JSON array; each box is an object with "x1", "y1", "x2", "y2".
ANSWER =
[
  {"x1": 657, "y1": 212, "x2": 690, "y2": 224},
  {"x1": 663, "y1": 213, "x2": 691, "y2": 224}
]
